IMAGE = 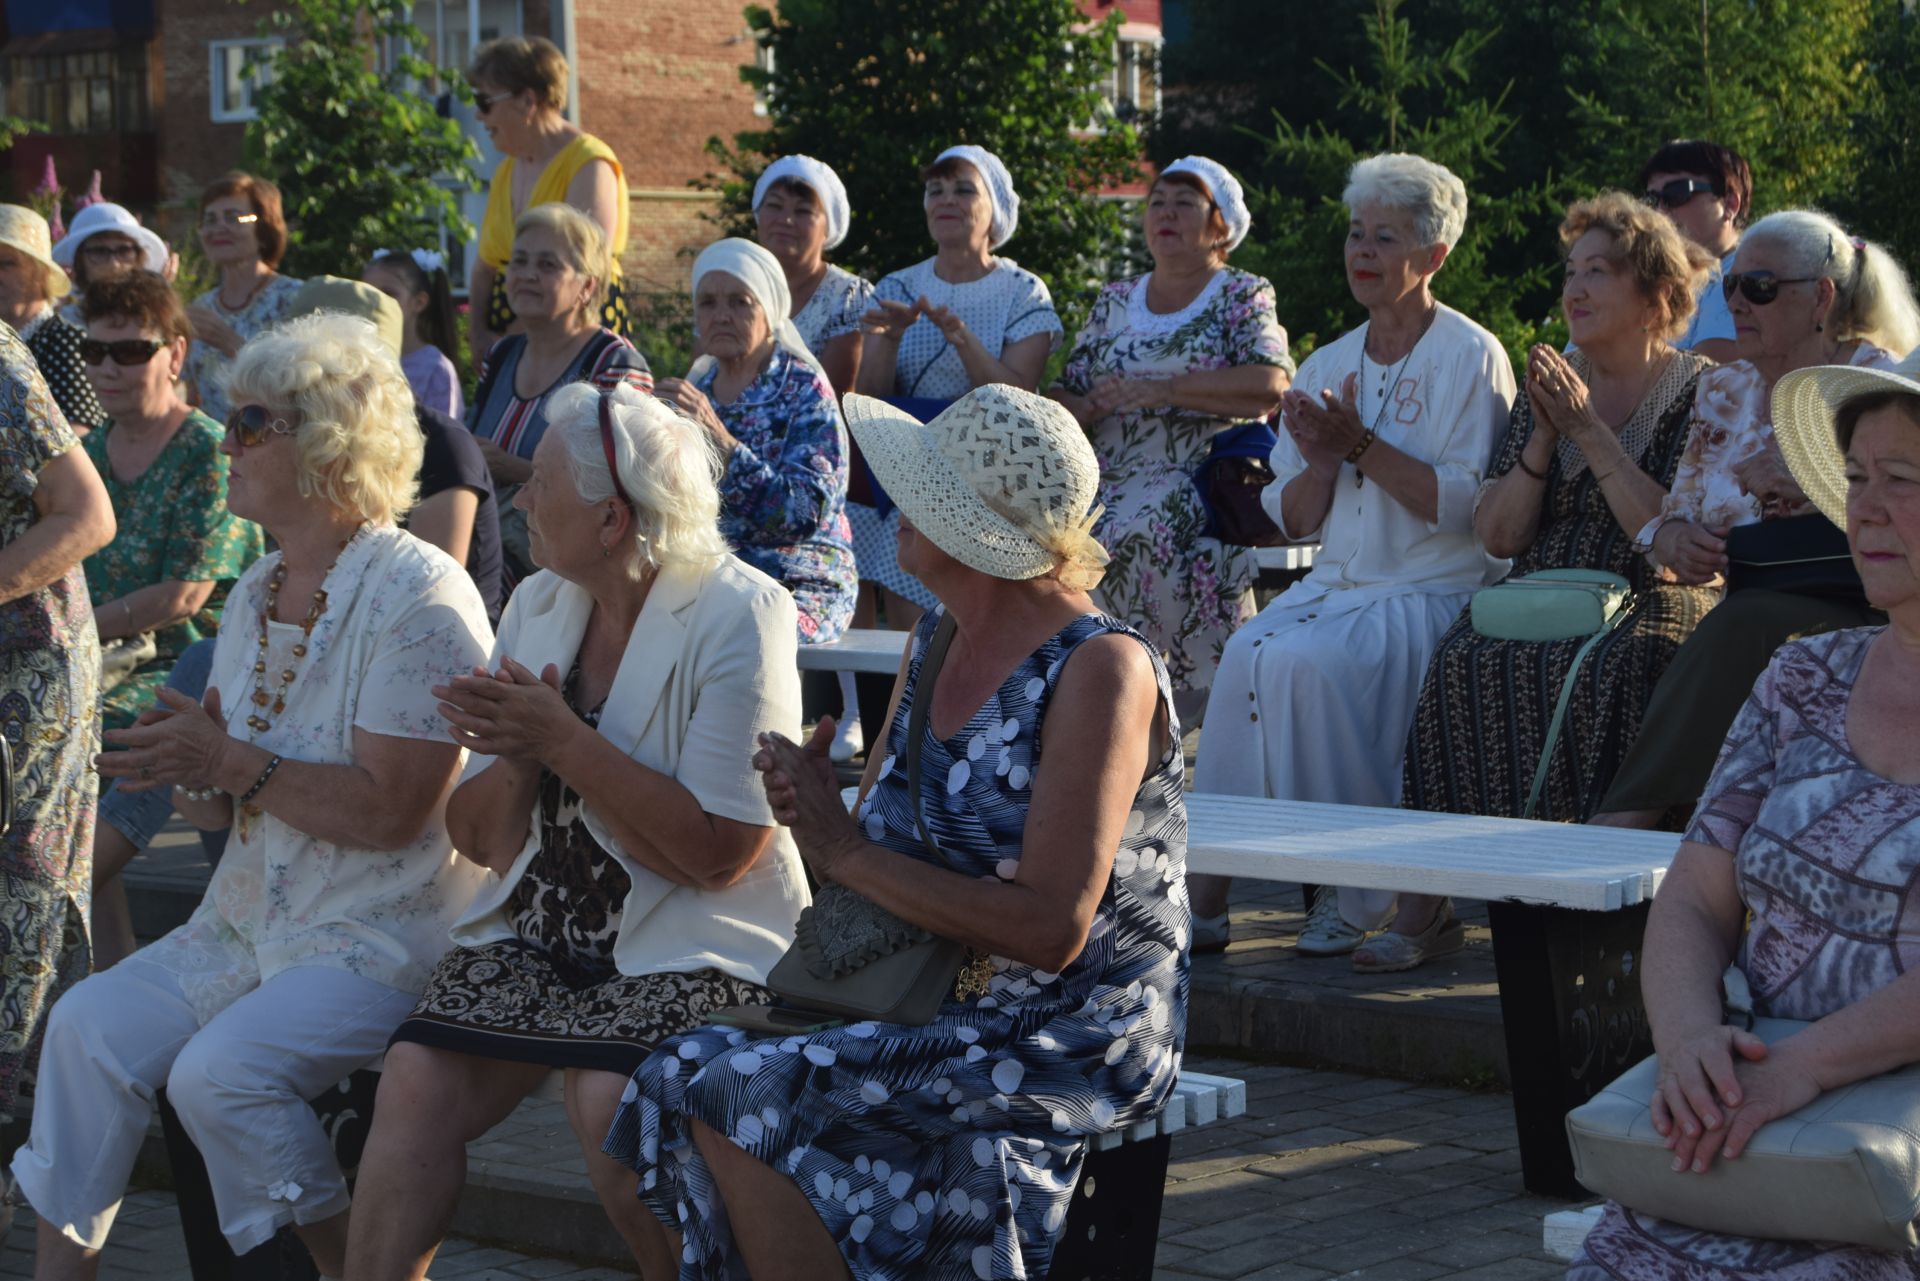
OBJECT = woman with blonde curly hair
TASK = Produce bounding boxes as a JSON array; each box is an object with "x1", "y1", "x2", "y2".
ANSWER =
[{"x1": 11, "y1": 312, "x2": 494, "y2": 1278}]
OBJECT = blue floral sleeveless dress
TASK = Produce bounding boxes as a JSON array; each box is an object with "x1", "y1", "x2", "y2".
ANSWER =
[{"x1": 605, "y1": 608, "x2": 1190, "y2": 1280}]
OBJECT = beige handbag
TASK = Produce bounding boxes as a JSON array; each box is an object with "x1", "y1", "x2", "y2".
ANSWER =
[{"x1": 1567, "y1": 997, "x2": 1920, "y2": 1254}]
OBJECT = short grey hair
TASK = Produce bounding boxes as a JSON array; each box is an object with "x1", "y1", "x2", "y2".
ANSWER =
[
  {"x1": 1342, "y1": 153, "x2": 1469, "y2": 251},
  {"x1": 544, "y1": 383, "x2": 733, "y2": 576}
]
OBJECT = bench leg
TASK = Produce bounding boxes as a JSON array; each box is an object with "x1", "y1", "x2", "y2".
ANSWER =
[
  {"x1": 1484, "y1": 900, "x2": 1652, "y2": 1199},
  {"x1": 1049, "y1": 1134, "x2": 1171, "y2": 1281},
  {"x1": 159, "y1": 1069, "x2": 382, "y2": 1281}
]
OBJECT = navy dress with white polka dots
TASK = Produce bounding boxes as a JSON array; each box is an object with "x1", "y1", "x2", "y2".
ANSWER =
[{"x1": 605, "y1": 607, "x2": 1190, "y2": 1280}]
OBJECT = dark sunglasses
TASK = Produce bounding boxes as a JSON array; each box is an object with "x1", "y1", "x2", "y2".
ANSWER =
[
  {"x1": 1722, "y1": 271, "x2": 1820, "y2": 306},
  {"x1": 226, "y1": 403, "x2": 296, "y2": 447},
  {"x1": 471, "y1": 89, "x2": 514, "y2": 116},
  {"x1": 1642, "y1": 178, "x2": 1715, "y2": 210},
  {"x1": 79, "y1": 337, "x2": 165, "y2": 367}
]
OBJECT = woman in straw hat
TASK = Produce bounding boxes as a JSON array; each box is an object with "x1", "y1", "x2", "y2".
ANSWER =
[
  {"x1": 1570, "y1": 350, "x2": 1920, "y2": 1279},
  {"x1": 605, "y1": 385, "x2": 1188, "y2": 1281},
  {"x1": 0, "y1": 204, "x2": 104, "y2": 431}
]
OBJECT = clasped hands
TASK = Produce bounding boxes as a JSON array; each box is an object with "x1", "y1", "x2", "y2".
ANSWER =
[
  {"x1": 861, "y1": 294, "x2": 978, "y2": 354},
  {"x1": 1651, "y1": 1023, "x2": 1823, "y2": 1174},
  {"x1": 1525, "y1": 344, "x2": 1608, "y2": 447},
  {"x1": 434, "y1": 658, "x2": 581, "y2": 763},
  {"x1": 1280, "y1": 374, "x2": 1367, "y2": 470},
  {"x1": 754, "y1": 718, "x2": 863, "y2": 881},
  {"x1": 96, "y1": 686, "x2": 234, "y2": 792}
]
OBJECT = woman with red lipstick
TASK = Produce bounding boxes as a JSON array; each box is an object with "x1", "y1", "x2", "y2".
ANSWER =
[
  {"x1": 1392, "y1": 193, "x2": 1717, "y2": 968},
  {"x1": 182, "y1": 173, "x2": 303, "y2": 425},
  {"x1": 1051, "y1": 155, "x2": 1292, "y2": 732},
  {"x1": 1591, "y1": 211, "x2": 1920, "y2": 830}
]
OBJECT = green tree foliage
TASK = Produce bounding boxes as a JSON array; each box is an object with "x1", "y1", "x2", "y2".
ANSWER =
[
  {"x1": 240, "y1": 0, "x2": 479, "y2": 279},
  {"x1": 1832, "y1": 0, "x2": 1920, "y2": 272},
  {"x1": 705, "y1": 0, "x2": 1145, "y2": 328}
]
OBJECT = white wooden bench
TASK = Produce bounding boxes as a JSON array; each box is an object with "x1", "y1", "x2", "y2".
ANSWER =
[
  {"x1": 797, "y1": 628, "x2": 910, "y2": 676},
  {"x1": 1186, "y1": 791, "x2": 1677, "y2": 1199},
  {"x1": 1251, "y1": 543, "x2": 1318, "y2": 575}
]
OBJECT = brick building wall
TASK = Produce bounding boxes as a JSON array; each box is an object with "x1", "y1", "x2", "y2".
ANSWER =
[{"x1": 152, "y1": 0, "x2": 289, "y2": 238}]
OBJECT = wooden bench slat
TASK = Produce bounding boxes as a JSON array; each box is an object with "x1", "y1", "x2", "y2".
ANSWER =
[
  {"x1": 796, "y1": 629, "x2": 909, "y2": 675},
  {"x1": 1177, "y1": 1070, "x2": 1247, "y2": 1120}
]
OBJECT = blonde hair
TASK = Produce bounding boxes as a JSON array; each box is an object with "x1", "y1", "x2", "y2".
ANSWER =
[
  {"x1": 1742, "y1": 210, "x2": 1920, "y2": 358},
  {"x1": 224, "y1": 312, "x2": 422, "y2": 525},
  {"x1": 545, "y1": 383, "x2": 732, "y2": 576},
  {"x1": 514, "y1": 203, "x2": 609, "y2": 317},
  {"x1": 1560, "y1": 192, "x2": 1712, "y2": 341}
]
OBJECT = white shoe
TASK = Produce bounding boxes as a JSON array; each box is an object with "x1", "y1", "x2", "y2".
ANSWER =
[
  {"x1": 829, "y1": 716, "x2": 865, "y2": 763},
  {"x1": 1295, "y1": 888, "x2": 1371, "y2": 956}
]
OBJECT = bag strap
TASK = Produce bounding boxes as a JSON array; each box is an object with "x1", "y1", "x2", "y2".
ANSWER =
[
  {"x1": 1522, "y1": 599, "x2": 1632, "y2": 820},
  {"x1": 903, "y1": 612, "x2": 962, "y2": 872}
]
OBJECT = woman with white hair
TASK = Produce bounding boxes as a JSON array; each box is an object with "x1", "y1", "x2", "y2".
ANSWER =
[
  {"x1": 12, "y1": 313, "x2": 494, "y2": 1278},
  {"x1": 751, "y1": 155, "x2": 873, "y2": 394},
  {"x1": 1592, "y1": 210, "x2": 1920, "y2": 829},
  {"x1": 1189, "y1": 152, "x2": 1516, "y2": 957},
  {"x1": 654, "y1": 237, "x2": 855, "y2": 643},
  {"x1": 1051, "y1": 155, "x2": 1294, "y2": 727},
  {"x1": 343, "y1": 385, "x2": 808, "y2": 1279}
]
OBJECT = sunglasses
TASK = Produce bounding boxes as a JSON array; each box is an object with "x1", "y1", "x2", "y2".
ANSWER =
[
  {"x1": 1642, "y1": 178, "x2": 1715, "y2": 210},
  {"x1": 80, "y1": 242, "x2": 144, "y2": 264},
  {"x1": 226, "y1": 403, "x2": 297, "y2": 447},
  {"x1": 471, "y1": 89, "x2": 514, "y2": 116},
  {"x1": 1722, "y1": 271, "x2": 1820, "y2": 306},
  {"x1": 199, "y1": 210, "x2": 261, "y2": 228},
  {"x1": 79, "y1": 337, "x2": 165, "y2": 367}
]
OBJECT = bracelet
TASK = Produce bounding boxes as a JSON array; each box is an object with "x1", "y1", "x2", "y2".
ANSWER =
[
  {"x1": 173, "y1": 783, "x2": 221, "y2": 802},
  {"x1": 1516, "y1": 451, "x2": 1549, "y2": 481},
  {"x1": 1591, "y1": 463, "x2": 1622, "y2": 485},
  {"x1": 239, "y1": 754, "x2": 282, "y2": 806},
  {"x1": 1344, "y1": 429, "x2": 1377, "y2": 465}
]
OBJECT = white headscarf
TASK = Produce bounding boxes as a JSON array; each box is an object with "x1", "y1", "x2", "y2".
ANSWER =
[
  {"x1": 934, "y1": 144, "x2": 1019, "y2": 249},
  {"x1": 690, "y1": 237, "x2": 832, "y2": 387},
  {"x1": 1162, "y1": 156, "x2": 1252, "y2": 252},
  {"x1": 752, "y1": 156, "x2": 852, "y2": 251}
]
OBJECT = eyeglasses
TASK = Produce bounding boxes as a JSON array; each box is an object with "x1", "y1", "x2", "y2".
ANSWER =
[
  {"x1": 1722, "y1": 271, "x2": 1821, "y2": 306},
  {"x1": 1642, "y1": 178, "x2": 1715, "y2": 210},
  {"x1": 597, "y1": 395, "x2": 635, "y2": 510},
  {"x1": 471, "y1": 89, "x2": 514, "y2": 116},
  {"x1": 80, "y1": 242, "x2": 143, "y2": 264},
  {"x1": 79, "y1": 337, "x2": 165, "y2": 367},
  {"x1": 226, "y1": 403, "x2": 297, "y2": 447},
  {"x1": 200, "y1": 210, "x2": 261, "y2": 228}
]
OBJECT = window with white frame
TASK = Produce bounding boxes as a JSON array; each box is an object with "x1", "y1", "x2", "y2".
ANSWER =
[
  {"x1": 209, "y1": 39, "x2": 283, "y2": 123},
  {"x1": 752, "y1": 39, "x2": 775, "y2": 117},
  {"x1": 1104, "y1": 36, "x2": 1159, "y2": 124}
]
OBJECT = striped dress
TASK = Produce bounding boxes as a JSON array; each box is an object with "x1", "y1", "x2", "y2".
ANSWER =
[
  {"x1": 467, "y1": 327, "x2": 653, "y2": 462},
  {"x1": 1402, "y1": 349, "x2": 1718, "y2": 822},
  {"x1": 606, "y1": 609, "x2": 1190, "y2": 1280}
]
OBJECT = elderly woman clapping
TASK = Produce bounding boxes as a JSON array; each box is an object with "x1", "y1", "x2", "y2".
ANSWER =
[
  {"x1": 344, "y1": 386, "x2": 808, "y2": 1279},
  {"x1": 12, "y1": 314, "x2": 493, "y2": 1277},
  {"x1": 1191, "y1": 153, "x2": 1515, "y2": 958},
  {"x1": 654, "y1": 237, "x2": 856, "y2": 644},
  {"x1": 603, "y1": 386, "x2": 1187, "y2": 1281}
]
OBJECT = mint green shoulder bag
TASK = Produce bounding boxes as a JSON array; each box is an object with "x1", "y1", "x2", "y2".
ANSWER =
[{"x1": 1469, "y1": 569, "x2": 1634, "y2": 818}]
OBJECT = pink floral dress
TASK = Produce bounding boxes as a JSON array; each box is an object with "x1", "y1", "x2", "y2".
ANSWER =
[{"x1": 1057, "y1": 269, "x2": 1293, "y2": 725}]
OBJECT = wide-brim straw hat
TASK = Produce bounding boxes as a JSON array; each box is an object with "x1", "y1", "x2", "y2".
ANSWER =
[
  {"x1": 0, "y1": 205, "x2": 71, "y2": 298},
  {"x1": 842, "y1": 385, "x2": 1107, "y2": 584},
  {"x1": 1773, "y1": 346, "x2": 1920, "y2": 526}
]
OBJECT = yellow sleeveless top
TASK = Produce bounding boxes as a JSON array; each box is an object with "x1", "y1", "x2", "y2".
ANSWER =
[{"x1": 477, "y1": 133, "x2": 628, "y2": 272}]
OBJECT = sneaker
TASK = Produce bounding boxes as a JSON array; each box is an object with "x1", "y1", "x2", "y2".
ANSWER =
[
  {"x1": 829, "y1": 715, "x2": 865, "y2": 763},
  {"x1": 1295, "y1": 888, "x2": 1371, "y2": 956},
  {"x1": 1191, "y1": 911, "x2": 1231, "y2": 954}
]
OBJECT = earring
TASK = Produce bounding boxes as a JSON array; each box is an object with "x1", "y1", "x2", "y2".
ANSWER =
[
  {"x1": 1815, "y1": 323, "x2": 1824, "y2": 333},
  {"x1": 601, "y1": 540, "x2": 611, "y2": 559}
]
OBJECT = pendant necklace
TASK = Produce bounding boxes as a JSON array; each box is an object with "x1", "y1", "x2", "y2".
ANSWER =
[{"x1": 1352, "y1": 303, "x2": 1438, "y2": 487}]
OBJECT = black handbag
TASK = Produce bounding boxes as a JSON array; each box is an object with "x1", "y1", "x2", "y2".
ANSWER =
[
  {"x1": 1194, "y1": 420, "x2": 1285, "y2": 547},
  {"x1": 1725, "y1": 513, "x2": 1866, "y2": 605}
]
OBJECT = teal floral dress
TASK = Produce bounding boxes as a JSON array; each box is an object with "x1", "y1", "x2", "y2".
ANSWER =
[
  {"x1": 82, "y1": 411, "x2": 264, "y2": 731},
  {"x1": 606, "y1": 609, "x2": 1190, "y2": 1280},
  {"x1": 0, "y1": 328, "x2": 102, "y2": 1123},
  {"x1": 1056, "y1": 268, "x2": 1293, "y2": 726}
]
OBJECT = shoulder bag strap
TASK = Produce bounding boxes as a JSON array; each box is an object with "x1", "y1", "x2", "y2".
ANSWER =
[
  {"x1": 1522, "y1": 598, "x2": 1633, "y2": 820},
  {"x1": 902, "y1": 612, "x2": 961, "y2": 871}
]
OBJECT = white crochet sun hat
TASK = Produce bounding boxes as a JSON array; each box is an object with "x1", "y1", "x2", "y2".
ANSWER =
[
  {"x1": 842, "y1": 385, "x2": 1108, "y2": 586},
  {"x1": 1773, "y1": 345, "x2": 1920, "y2": 526}
]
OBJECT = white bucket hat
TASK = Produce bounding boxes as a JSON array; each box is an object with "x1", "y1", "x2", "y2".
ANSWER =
[
  {"x1": 1773, "y1": 347, "x2": 1920, "y2": 526},
  {"x1": 843, "y1": 385, "x2": 1107, "y2": 587},
  {"x1": 0, "y1": 205, "x2": 71, "y2": 298},
  {"x1": 51, "y1": 202, "x2": 169, "y2": 277}
]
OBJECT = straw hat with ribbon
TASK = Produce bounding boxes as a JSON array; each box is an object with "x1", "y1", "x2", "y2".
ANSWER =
[
  {"x1": 0, "y1": 205, "x2": 71, "y2": 298},
  {"x1": 842, "y1": 385, "x2": 1108, "y2": 589},
  {"x1": 1772, "y1": 346, "x2": 1920, "y2": 526}
]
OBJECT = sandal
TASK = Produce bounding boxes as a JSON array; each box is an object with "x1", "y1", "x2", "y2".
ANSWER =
[
  {"x1": 1351, "y1": 900, "x2": 1465, "y2": 974},
  {"x1": 1191, "y1": 911, "x2": 1231, "y2": 955}
]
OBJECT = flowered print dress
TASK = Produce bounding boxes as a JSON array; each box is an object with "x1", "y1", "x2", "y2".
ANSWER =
[
  {"x1": 793, "y1": 264, "x2": 875, "y2": 360},
  {"x1": 700, "y1": 347, "x2": 856, "y2": 644},
  {"x1": 82, "y1": 411, "x2": 264, "y2": 731},
  {"x1": 607, "y1": 609, "x2": 1190, "y2": 1280},
  {"x1": 0, "y1": 330, "x2": 101, "y2": 1123},
  {"x1": 184, "y1": 275, "x2": 305, "y2": 424},
  {"x1": 1057, "y1": 269, "x2": 1293, "y2": 726},
  {"x1": 1573, "y1": 627, "x2": 1920, "y2": 1280}
]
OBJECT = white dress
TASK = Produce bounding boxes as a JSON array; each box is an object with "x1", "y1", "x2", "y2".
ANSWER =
[{"x1": 1193, "y1": 306, "x2": 1514, "y2": 928}]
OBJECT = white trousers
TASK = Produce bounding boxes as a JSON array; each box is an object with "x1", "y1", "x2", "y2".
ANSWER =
[{"x1": 11, "y1": 956, "x2": 414, "y2": 1253}]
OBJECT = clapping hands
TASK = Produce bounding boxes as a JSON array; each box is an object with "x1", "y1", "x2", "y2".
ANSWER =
[
  {"x1": 1280, "y1": 374, "x2": 1367, "y2": 470},
  {"x1": 860, "y1": 296, "x2": 978, "y2": 355},
  {"x1": 754, "y1": 719, "x2": 860, "y2": 880}
]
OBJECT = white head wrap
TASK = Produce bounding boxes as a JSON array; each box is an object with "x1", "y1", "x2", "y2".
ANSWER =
[
  {"x1": 752, "y1": 156, "x2": 852, "y2": 251},
  {"x1": 1161, "y1": 156, "x2": 1252, "y2": 252},
  {"x1": 690, "y1": 237, "x2": 834, "y2": 389},
  {"x1": 934, "y1": 145, "x2": 1019, "y2": 249},
  {"x1": 376, "y1": 247, "x2": 447, "y2": 275}
]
